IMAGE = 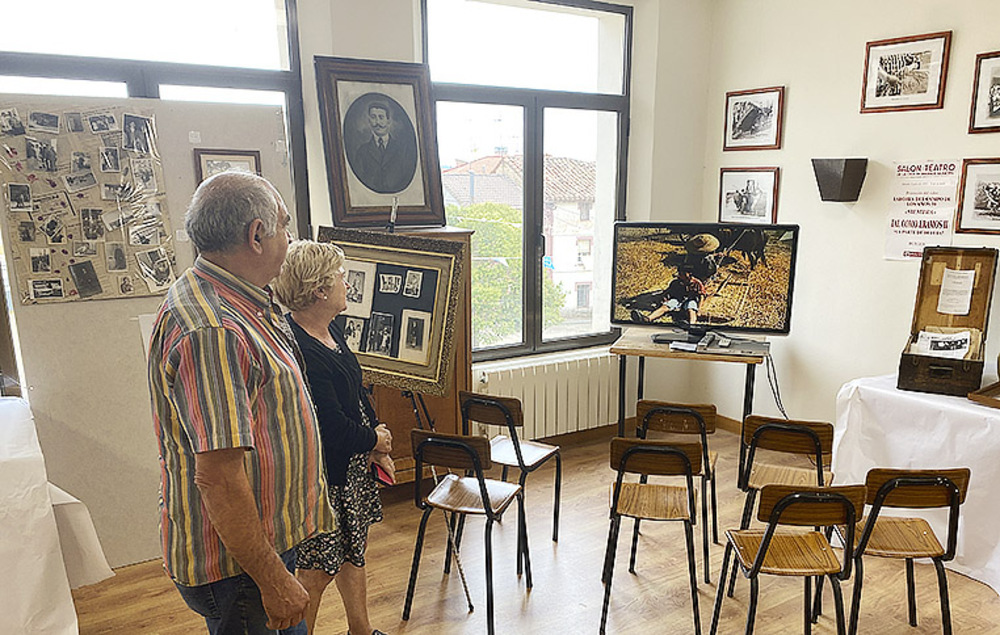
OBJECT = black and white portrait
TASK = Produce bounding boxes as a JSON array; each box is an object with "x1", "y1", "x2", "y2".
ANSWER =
[
  {"x1": 132, "y1": 158, "x2": 157, "y2": 192},
  {"x1": 398, "y1": 309, "x2": 431, "y2": 364},
  {"x1": 366, "y1": 311, "x2": 395, "y2": 356},
  {"x1": 99, "y1": 147, "x2": 120, "y2": 173},
  {"x1": 73, "y1": 240, "x2": 99, "y2": 256},
  {"x1": 403, "y1": 270, "x2": 423, "y2": 298},
  {"x1": 379, "y1": 273, "x2": 402, "y2": 294},
  {"x1": 343, "y1": 316, "x2": 365, "y2": 352},
  {"x1": 343, "y1": 92, "x2": 418, "y2": 195},
  {"x1": 7, "y1": 183, "x2": 31, "y2": 212},
  {"x1": 81, "y1": 208, "x2": 105, "y2": 241},
  {"x1": 30, "y1": 248, "x2": 51, "y2": 273},
  {"x1": 347, "y1": 270, "x2": 366, "y2": 303},
  {"x1": 101, "y1": 183, "x2": 124, "y2": 201},
  {"x1": 18, "y1": 221, "x2": 36, "y2": 242},
  {"x1": 105, "y1": 242, "x2": 128, "y2": 272},
  {"x1": 39, "y1": 212, "x2": 66, "y2": 245},
  {"x1": 25, "y1": 137, "x2": 58, "y2": 172},
  {"x1": 719, "y1": 168, "x2": 779, "y2": 224},
  {"x1": 973, "y1": 177, "x2": 1000, "y2": 217},
  {"x1": 65, "y1": 112, "x2": 84, "y2": 133},
  {"x1": 30, "y1": 279, "x2": 64, "y2": 300},
  {"x1": 87, "y1": 112, "x2": 119, "y2": 133},
  {"x1": 72, "y1": 152, "x2": 92, "y2": 173},
  {"x1": 119, "y1": 275, "x2": 134, "y2": 294},
  {"x1": 723, "y1": 87, "x2": 784, "y2": 151},
  {"x1": 122, "y1": 114, "x2": 152, "y2": 154},
  {"x1": 27, "y1": 111, "x2": 60, "y2": 135},
  {"x1": 0, "y1": 108, "x2": 25, "y2": 136},
  {"x1": 136, "y1": 246, "x2": 173, "y2": 291},
  {"x1": 63, "y1": 171, "x2": 97, "y2": 193},
  {"x1": 129, "y1": 224, "x2": 161, "y2": 246},
  {"x1": 343, "y1": 260, "x2": 376, "y2": 318}
]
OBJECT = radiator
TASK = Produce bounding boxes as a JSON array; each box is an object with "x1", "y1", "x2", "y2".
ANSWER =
[{"x1": 472, "y1": 350, "x2": 619, "y2": 440}]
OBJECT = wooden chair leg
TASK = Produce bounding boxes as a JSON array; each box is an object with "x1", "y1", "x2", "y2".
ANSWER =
[
  {"x1": 600, "y1": 516, "x2": 622, "y2": 634},
  {"x1": 848, "y1": 558, "x2": 864, "y2": 635},
  {"x1": 684, "y1": 521, "x2": 703, "y2": 635},
  {"x1": 403, "y1": 508, "x2": 433, "y2": 620},
  {"x1": 485, "y1": 518, "x2": 495, "y2": 635},
  {"x1": 552, "y1": 451, "x2": 562, "y2": 542},
  {"x1": 830, "y1": 575, "x2": 846, "y2": 635},
  {"x1": 906, "y1": 558, "x2": 917, "y2": 626},
  {"x1": 934, "y1": 558, "x2": 953, "y2": 635},
  {"x1": 710, "y1": 543, "x2": 734, "y2": 635}
]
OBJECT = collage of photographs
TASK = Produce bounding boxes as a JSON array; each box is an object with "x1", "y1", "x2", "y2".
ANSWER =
[{"x1": 0, "y1": 104, "x2": 174, "y2": 303}]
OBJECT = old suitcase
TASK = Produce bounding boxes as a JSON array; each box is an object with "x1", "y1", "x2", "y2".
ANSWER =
[{"x1": 898, "y1": 246, "x2": 998, "y2": 396}]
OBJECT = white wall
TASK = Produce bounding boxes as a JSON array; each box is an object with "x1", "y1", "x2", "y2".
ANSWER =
[{"x1": 641, "y1": 0, "x2": 1000, "y2": 423}]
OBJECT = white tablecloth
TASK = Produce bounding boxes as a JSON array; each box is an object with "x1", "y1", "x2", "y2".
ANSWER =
[
  {"x1": 49, "y1": 483, "x2": 114, "y2": 589},
  {"x1": 834, "y1": 374, "x2": 1000, "y2": 596}
]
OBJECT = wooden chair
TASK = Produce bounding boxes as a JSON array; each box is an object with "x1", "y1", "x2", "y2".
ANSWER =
[
  {"x1": 600, "y1": 438, "x2": 703, "y2": 635},
  {"x1": 459, "y1": 391, "x2": 562, "y2": 542},
  {"x1": 843, "y1": 468, "x2": 971, "y2": 635},
  {"x1": 710, "y1": 484, "x2": 867, "y2": 635},
  {"x1": 728, "y1": 415, "x2": 835, "y2": 599},
  {"x1": 403, "y1": 428, "x2": 531, "y2": 635},
  {"x1": 635, "y1": 400, "x2": 719, "y2": 583}
]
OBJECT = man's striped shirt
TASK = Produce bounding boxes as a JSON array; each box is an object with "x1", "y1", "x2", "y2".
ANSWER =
[{"x1": 148, "y1": 257, "x2": 335, "y2": 586}]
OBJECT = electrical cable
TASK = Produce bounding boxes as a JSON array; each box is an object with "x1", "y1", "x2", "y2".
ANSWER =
[{"x1": 764, "y1": 352, "x2": 788, "y2": 419}]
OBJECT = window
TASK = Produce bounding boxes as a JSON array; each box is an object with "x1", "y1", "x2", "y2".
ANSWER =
[{"x1": 425, "y1": 0, "x2": 631, "y2": 359}]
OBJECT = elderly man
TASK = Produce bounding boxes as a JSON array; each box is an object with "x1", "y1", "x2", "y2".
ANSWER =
[{"x1": 147, "y1": 172, "x2": 335, "y2": 634}]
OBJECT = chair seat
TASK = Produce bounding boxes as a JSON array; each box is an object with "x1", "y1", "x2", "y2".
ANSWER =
[
  {"x1": 491, "y1": 435, "x2": 559, "y2": 468},
  {"x1": 610, "y1": 482, "x2": 692, "y2": 521},
  {"x1": 748, "y1": 462, "x2": 833, "y2": 490},
  {"x1": 849, "y1": 515, "x2": 946, "y2": 559},
  {"x1": 426, "y1": 473, "x2": 521, "y2": 515},
  {"x1": 728, "y1": 528, "x2": 842, "y2": 576}
]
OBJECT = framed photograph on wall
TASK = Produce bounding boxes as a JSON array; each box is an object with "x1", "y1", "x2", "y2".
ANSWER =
[
  {"x1": 316, "y1": 226, "x2": 464, "y2": 395},
  {"x1": 315, "y1": 56, "x2": 445, "y2": 228},
  {"x1": 969, "y1": 51, "x2": 1000, "y2": 134},
  {"x1": 861, "y1": 31, "x2": 952, "y2": 113},
  {"x1": 956, "y1": 158, "x2": 1000, "y2": 234},
  {"x1": 723, "y1": 86, "x2": 784, "y2": 151},
  {"x1": 719, "y1": 167, "x2": 779, "y2": 224},
  {"x1": 194, "y1": 148, "x2": 261, "y2": 183}
]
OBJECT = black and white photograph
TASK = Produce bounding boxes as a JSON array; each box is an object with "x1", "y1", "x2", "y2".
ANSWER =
[
  {"x1": 30, "y1": 248, "x2": 51, "y2": 273},
  {"x1": 27, "y1": 111, "x2": 60, "y2": 135},
  {"x1": 103, "y1": 208, "x2": 133, "y2": 233},
  {"x1": 7, "y1": 183, "x2": 31, "y2": 212},
  {"x1": 193, "y1": 149, "x2": 261, "y2": 183},
  {"x1": 723, "y1": 86, "x2": 784, "y2": 151},
  {"x1": 957, "y1": 159, "x2": 1000, "y2": 234},
  {"x1": 18, "y1": 221, "x2": 36, "y2": 242},
  {"x1": 63, "y1": 171, "x2": 97, "y2": 193},
  {"x1": 119, "y1": 275, "x2": 134, "y2": 295},
  {"x1": 365, "y1": 311, "x2": 395, "y2": 356},
  {"x1": 87, "y1": 112, "x2": 119, "y2": 133},
  {"x1": 379, "y1": 272, "x2": 402, "y2": 294},
  {"x1": 81, "y1": 208, "x2": 105, "y2": 240},
  {"x1": 122, "y1": 114, "x2": 152, "y2": 154},
  {"x1": 69, "y1": 261, "x2": 103, "y2": 299},
  {"x1": 132, "y1": 158, "x2": 157, "y2": 192},
  {"x1": 343, "y1": 316, "x2": 365, "y2": 352},
  {"x1": 343, "y1": 259, "x2": 376, "y2": 318},
  {"x1": 142, "y1": 200, "x2": 163, "y2": 217},
  {"x1": 403, "y1": 270, "x2": 423, "y2": 298},
  {"x1": 970, "y1": 51, "x2": 1000, "y2": 133},
  {"x1": 73, "y1": 240, "x2": 99, "y2": 257},
  {"x1": 30, "y1": 278, "x2": 64, "y2": 300},
  {"x1": 100, "y1": 131, "x2": 121, "y2": 148},
  {"x1": 101, "y1": 183, "x2": 124, "y2": 201},
  {"x1": 862, "y1": 31, "x2": 951, "y2": 113},
  {"x1": 398, "y1": 309, "x2": 431, "y2": 364},
  {"x1": 34, "y1": 191, "x2": 74, "y2": 217},
  {"x1": 65, "y1": 112, "x2": 84, "y2": 133},
  {"x1": 99, "y1": 147, "x2": 120, "y2": 172},
  {"x1": 25, "y1": 137, "x2": 58, "y2": 172},
  {"x1": 105, "y1": 242, "x2": 128, "y2": 272},
  {"x1": 129, "y1": 223, "x2": 161, "y2": 246},
  {"x1": 38, "y1": 212, "x2": 66, "y2": 245},
  {"x1": 72, "y1": 151, "x2": 92, "y2": 173},
  {"x1": 135, "y1": 246, "x2": 173, "y2": 291},
  {"x1": 0, "y1": 107, "x2": 25, "y2": 136},
  {"x1": 343, "y1": 92, "x2": 419, "y2": 196},
  {"x1": 719, "y1": 167, "x2": 780, "y2": 224}
]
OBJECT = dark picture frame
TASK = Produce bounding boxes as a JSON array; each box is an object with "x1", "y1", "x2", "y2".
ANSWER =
[
  {"x1": 193, "y1": 148, "x2": 262, "y2": 183},
  {"x1": 316, "y1": 226, "x2": 464, "y2": 395},
  {"x1": 723, "y1": 86, "x2": 784, "y2": 151},
  {"x1": 719, "y1": 167, "x2": 779, "y2": 224},
  {"x1": 315, "y1": 56, "x2": 445, "y2": 228},
  {"x1": 861, "y1": 31, "x2": 952, "y2": 114},
  {"x1": 969, "y1": 51, "x2": 1000, "y2": 134},
  {"x1": 956, "y1": 158, "x2": 1000, "y2": 235}
]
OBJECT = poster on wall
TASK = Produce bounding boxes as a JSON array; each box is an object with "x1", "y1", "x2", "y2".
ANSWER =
[{"x1": 884, "y1": 160, "x2": 959, "y2": 260}]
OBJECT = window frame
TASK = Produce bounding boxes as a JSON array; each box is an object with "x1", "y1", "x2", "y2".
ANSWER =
[{"x1": 423, "y1": 0, "x2": 631, "y2": 362}]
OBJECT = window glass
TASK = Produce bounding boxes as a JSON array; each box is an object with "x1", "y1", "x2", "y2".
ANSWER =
[
  {"x1": 0, "y1": 76, "x2": 127, "y2": 98},
  {"x1": 427, "y1": 0, "x2": 625, "y2": 94},
  {"x1": 159, "y1": 85, "x2": 286, "y2": 106}
]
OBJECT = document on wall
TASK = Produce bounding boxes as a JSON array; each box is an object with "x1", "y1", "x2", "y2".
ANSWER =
[
  {"x1": 937, "y1": 267, "x2": 975, "y2": 315},
  {"x1": 914, "y1": 330, "x2": 972, "y2": 359},
  {"x1": 884, "y1": 160, "x2": 960, "y2": 260}
]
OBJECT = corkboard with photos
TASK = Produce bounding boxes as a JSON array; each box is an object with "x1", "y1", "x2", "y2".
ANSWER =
[{"x1": 0, "y1": 103, "x2": 175, "y2": 303}]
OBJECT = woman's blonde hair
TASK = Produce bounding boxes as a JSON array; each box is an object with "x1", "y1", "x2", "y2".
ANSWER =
[{"x1": 273, "y1": 240, "x2": 345, "y2": 311}]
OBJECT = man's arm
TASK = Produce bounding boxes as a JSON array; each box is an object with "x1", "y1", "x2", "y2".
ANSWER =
[{"x1": 194, "y1": 448, "x2": 308, "y2": 631}]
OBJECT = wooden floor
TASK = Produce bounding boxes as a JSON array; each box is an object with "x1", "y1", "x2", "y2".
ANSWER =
[{"x1": 73, "y1": 428, "x2": 1000, "y2": 634}]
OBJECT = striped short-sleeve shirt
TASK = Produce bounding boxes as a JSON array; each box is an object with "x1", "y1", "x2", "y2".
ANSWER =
[{"x1": 148, "y1": 257, "x2": 336, "y2": 586}]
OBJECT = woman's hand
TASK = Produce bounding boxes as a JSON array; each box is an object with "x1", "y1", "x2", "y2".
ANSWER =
[
  {"x1": 371, "y1": 451, "x2": 396, "y2": 483},
  {"x1": 374, "y1": 423, "x2": 392, "y2": 454}
]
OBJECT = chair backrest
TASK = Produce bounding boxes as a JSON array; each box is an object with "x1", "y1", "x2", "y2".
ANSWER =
[
  {"x1": 860, "y1": 467, "x2": 971, "y2": 561},
  {"x1": 610, "y1": 437, "x2": 703, "y2": 477},
  {"x1": 459, "y1": 390, "x2": 523, "y2": 429},
  {"x1": 411, "y1": 428, "x2": 492, "y2": 471},
  {"x1": 636, "y1": 400, "x2": 717, "y2": 436},
  {"x1": 739, "y1": 415, "x2": 834, "y2": 489},
  {"x1": 752, "y1": 484, "x2": 868, "y2": 579}
]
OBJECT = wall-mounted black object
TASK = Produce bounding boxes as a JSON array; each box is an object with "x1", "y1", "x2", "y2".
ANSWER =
[{"x1": 811, "y1": 158, "x2": 868, "y2": 202}]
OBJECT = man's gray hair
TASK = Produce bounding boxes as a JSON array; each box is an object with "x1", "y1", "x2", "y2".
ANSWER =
[{"x1": 185, "y1": 172, "x2": 281, "y2": 253}]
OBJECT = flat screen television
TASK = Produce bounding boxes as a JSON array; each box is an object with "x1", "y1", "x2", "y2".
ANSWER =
[{"x1": 611, "y1": 222, "x2": 799, "y2": 337}]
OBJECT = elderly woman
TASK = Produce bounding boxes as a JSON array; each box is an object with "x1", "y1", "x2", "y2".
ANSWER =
[{"x1": 273, "y1": 240, "x2": 393, "y2": 635}]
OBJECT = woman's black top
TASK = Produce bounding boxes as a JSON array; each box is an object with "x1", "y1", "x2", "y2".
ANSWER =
[{"x1": 287, "y1": 315, "x2": 377, "y2": 487}]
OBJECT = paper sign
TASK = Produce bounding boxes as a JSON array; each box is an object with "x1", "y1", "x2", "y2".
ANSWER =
[{"x1": 937, "y1": 268, "x2": 975, "y2": 315}]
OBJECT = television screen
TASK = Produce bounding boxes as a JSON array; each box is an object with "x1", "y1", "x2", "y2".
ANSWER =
[{"x1": 611, "y1": 222, "x2": 799, "y2": 335}]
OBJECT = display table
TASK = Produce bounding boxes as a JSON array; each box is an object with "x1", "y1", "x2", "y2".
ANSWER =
[
  {"x1": 833, "y1": 373, "x2": 1000, "y2": 595},
  {"x1": 49, "y1": 483, "x2": 114, "y2": 589}
]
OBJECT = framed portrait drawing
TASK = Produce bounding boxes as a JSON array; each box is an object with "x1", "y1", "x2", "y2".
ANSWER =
[
  {"x1": 861, "y1": 31, "x2": 951, "y2": 113},
  {"x1": 719, "y1": 167, "x2": 779, "y2": 224},
  {"x1": 315, "y1": 56, "x2": 445, "y2": 228},
  {"x1": 316, "y1": 226, "x2": 464, "y2": 395},
  {"x1": 969, "y1": 51, "x2": 1000, "y2": 134},
  {"x1": 723, "y1": 86, "x2": 784, "y2": 151},
  {"x1": 194, "y1": 148, "x2": 261, "y2": 183},
  {"x1": 956, "y1": 158, "x2": 1000, "y2": 234}
]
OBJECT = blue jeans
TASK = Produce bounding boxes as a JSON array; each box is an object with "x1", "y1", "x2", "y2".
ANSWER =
[{"x1": 175, "y1": 549, "x2": 307, "y2": 635}]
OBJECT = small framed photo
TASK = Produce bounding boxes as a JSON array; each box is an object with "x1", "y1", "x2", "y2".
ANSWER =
[
  {"x1": 723, "y1": 86, "x2": 784, "y2": 151},
  {"x1": 719, "y1": 167, "x2": 779, "y2": 224},
  {"x1": 969, "y1": 51, "x2": 1000, "y2": 134},
  {"x1": 194, "y1": 148, "x2": 261, "y2": 183},
  {"x1": 956, "y1": 158, "x2": 1000, "y2": 234},
  {"x1": 861, "y1": 31, "x2": 951, "y2": 113}
]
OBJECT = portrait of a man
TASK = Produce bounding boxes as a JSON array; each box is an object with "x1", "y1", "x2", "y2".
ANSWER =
[{"x1": 344, "y1": 93, "x2": 418, "y2": 194}]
